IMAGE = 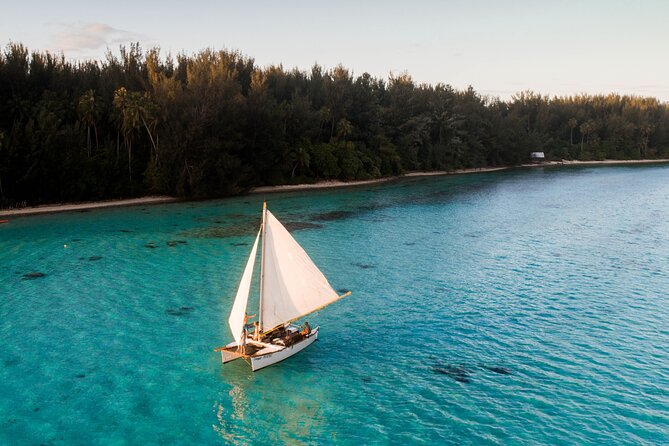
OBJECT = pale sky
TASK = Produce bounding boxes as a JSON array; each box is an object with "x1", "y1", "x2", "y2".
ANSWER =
[{"x1": 2, "y1": 0, "x2": 668, "y2": 101}]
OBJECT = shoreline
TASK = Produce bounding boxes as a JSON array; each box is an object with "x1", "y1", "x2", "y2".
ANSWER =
[
  {"x1": 249, "y1": 166, "x2": 509, "y2": 194},
  {"x1": 0, "y1": 196, "x2": 179, "y2": 218},
  {"x1": 522, "y1": 158, "x2": 669, "y2": 167},
  {"x1": 2, "y1": 159, "x2": 669, "y2": 218}
]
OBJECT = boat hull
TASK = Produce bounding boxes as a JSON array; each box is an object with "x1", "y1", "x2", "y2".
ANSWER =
[
  {"x1": 251, "y1": 328, "x2": 319, "y2": 371},
  {"x1": 220, "y1": 343, "x2": 243, "y2": 364}
]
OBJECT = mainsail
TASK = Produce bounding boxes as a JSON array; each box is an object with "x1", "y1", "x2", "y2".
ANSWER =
[
  {"x1": 260, "y1": 210, "x2": 340, "y2": 332},
  {"x1": 228, "y1": 229, "x2": 261, "y2": 342}
]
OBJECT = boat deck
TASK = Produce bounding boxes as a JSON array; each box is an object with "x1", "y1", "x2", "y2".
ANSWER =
[{"x1": 218, "y1": 328, "x2": 311, "y2": 358}]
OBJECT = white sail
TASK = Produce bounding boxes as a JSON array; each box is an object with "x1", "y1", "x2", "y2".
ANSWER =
[
  {"x1": 260, "y1": 210, "x2": 340, "y2": 331},
  {"x1": 228, "y1": 229, "x2": 261, "y2": 342}
]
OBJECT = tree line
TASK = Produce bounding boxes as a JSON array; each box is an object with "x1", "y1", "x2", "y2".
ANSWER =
[{"x1": 1, "y1": 42, "x2": 668, "y2": 206}]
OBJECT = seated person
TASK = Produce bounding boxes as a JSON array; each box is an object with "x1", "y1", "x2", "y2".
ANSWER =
[{"x1": 300, "y1": 321, "x2": 311, "y2": 335}]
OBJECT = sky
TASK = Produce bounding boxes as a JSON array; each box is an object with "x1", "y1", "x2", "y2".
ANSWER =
[{"x1": 1, "y1": 0, "x2": 668, "y2": 101}]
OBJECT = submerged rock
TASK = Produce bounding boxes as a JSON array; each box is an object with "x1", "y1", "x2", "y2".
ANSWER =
[
  {"x1": 166, "y1": 306, "x2": 195, "y2": 316},
  {"x1": 310, "y1": 210, "x2": 354, "y2": 221},
  {"x1": 431, "y1": 364, "x2": 472, "y2": 383},
  {"x1": 3, "y1": 354, "x2": 21, "y2": 367},
  {"x1": 180, "y1": 225, "x2": 255, "y2": 239},
  {"x1": 482, "y1": 365, "x2": 512, "y2": 375},
  {"x1": 283, "y1": 221, "x2": 322, "y2": 231}
]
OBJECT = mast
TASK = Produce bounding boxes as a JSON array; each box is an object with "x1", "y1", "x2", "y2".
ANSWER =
[{"x1": 257, "y1": 201, "x2": 267, "y2": 338}]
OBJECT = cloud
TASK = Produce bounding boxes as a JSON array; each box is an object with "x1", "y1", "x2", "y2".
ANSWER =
[{"x1": 51, "y1": 22, "x2": 145, "y2": 54}]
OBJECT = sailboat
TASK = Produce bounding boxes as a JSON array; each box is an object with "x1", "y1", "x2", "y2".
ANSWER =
[{"x1": 215, "y1": 202, "x2": 351, "y2": 371}]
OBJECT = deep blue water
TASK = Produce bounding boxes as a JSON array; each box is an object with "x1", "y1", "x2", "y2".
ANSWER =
[{"x1": 1, "y1": 165, "x2": 668, "y2": 445}]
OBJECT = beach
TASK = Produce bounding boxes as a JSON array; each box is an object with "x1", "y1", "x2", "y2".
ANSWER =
[
  {"x1": 2, "y1": 159, "x2": 669, "y2": 218},
  {"x1": 0, "y1": 196, "x2": 178, "y2": 218}
]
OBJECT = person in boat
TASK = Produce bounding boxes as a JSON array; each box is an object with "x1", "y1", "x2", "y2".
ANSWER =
[
  {"x1": 253, "y1": 321, "x2": 261, "y2": 341},
  {"x1": 243, "y1": 313, "x2": 256, "y2": 331},
  {"x1": 238, "y1": 326, "x2": 248, "y2": 354},
  {"x1": 300, "y1": 321, "x2": 311, "y2": 335}
]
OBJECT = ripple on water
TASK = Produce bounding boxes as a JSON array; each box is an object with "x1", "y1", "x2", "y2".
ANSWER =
[{"x1": 1, "y1": 166, "x2": 669, "y2": 444}]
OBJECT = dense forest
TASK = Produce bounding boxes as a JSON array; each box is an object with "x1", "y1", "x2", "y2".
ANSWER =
[{"x1": 1, "y1": 42, "x2": 669, "y2": 206}]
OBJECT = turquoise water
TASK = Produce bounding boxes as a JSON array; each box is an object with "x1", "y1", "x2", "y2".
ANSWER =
[{"x1": 1, "y1": 165, "x2": 669, "y2": 445}]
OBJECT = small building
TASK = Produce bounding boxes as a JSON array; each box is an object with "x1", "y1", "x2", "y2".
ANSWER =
[{"x1": 530, "y1": 152, "x2": 545, "y2": 164}]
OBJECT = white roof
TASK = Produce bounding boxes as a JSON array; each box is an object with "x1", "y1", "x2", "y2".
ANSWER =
[{"x1": 530, "y1": 152, "x2": 545, "y2": 158}]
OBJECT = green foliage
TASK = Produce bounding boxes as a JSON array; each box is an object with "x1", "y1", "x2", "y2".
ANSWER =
[{"x1": 2, "y1": 42, "x2": 669, "y2": 205}]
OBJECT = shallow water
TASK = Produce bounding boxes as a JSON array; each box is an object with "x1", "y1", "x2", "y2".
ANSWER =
[{"x1": 1, "y1": 165, "x2": 668, "y2": 445}]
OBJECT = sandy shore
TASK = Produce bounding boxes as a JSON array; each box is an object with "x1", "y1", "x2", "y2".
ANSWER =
[
  {"x1": 523, "y1": 158, "x2": 669, "y2": 167},
  {"x1": 0, "y1": 196, "x2": 178, "y2": 218},
  {"x1": 250, "y1": 166, "x2": 509, "y2": 194},
  {"x1": 2, "y1": 159, "x2": 668, "y2": 218},
  {"x1": 249, "y1": 159, "x2": 669, "y2": 194}
]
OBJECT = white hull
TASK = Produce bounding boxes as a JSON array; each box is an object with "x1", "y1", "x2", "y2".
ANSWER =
[
  {"x1": 251, "y1": 328, "x2": 318, "y2": 371},
  {"x1": 219, "y1": 328, "x2": 319, "y2": 371}
]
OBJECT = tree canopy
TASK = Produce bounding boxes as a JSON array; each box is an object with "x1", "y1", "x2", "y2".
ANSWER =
[{"x1": 1, "y1": 43, "x2": 668, "y2": 206}]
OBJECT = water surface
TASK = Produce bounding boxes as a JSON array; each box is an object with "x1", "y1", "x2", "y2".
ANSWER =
[{"x1": 1, "y1": 165, "x2": 668, "y2": 444}]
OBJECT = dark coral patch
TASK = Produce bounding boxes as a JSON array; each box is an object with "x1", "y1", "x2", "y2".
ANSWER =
[
  {"x1": 283, "y1": 221, "x2": 323, "y2": 231},
  {"x1": 22, "y1": 272, "x2": 46, "y2": 280},
  {"x1": 166, "y1": 306, "x2": 195, "y2": 316},
  {"x1": 431, "y1": 364, "x2": 473, "y2": 383},
  {"x1": 166, "y1": 240, "x2": 188, "y2": 245},
  {"x1": 310, "y1": 210, "x2": 354, "y2": 221},
  {"x1": 483, "y1": 365, "x2": 511, "y2": 375},
  {"x1": 180, "y1": 225, "x2": 255, "y2": 239}
]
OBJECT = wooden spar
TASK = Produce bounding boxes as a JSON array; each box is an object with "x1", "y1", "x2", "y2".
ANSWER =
[
  {"x1": 261, "y1": 291, "x2": 352, "y2": 337},
  {"x1": 257, "y1": 201, "x2": 267, "y2": 339},
  {"x1": 213, "y1": 347, "x2": 249, "y2": 358}
]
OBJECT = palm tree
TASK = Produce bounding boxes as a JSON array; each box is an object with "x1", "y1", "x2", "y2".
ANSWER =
[
  {"x1": 579, "y1": 120, "x2": 593, "y2": 157},
  {"x1": 77, "y1": 89, "x2": 99, "y2": 158},
  {"x1": 113, "y1": 87, "x2": 128, "y2": 165},
  {"x1": 639, "y1": 124, "x2": 653, "y2": 158},
  {"x1": 289, "y1": 146, "x2": 310, "y2": 178},
  {"x1": 0, "y1": 130, "x2": 5, "y2": 199},
  {"x1": 123, "y1": 93, "x2": 142, "y2": 181},
  {"x1": 568, "y1": 118, "x2": 578, "y2": 146},
  {"x1": 136, "y1": 93, "x2": 159, "y2": 163},
  {"x1": 114, "y1": 87, "x2": 143, "y2": 181},
  {"x1": 336, "y1": 118, "x2": 353, "y2": 140}
]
